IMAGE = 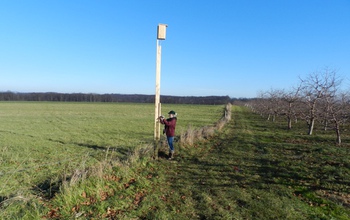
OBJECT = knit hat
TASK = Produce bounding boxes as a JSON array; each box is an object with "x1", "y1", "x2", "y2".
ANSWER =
[{"x1": 168, "y1": 110, "x2": 176, "y2": 115}]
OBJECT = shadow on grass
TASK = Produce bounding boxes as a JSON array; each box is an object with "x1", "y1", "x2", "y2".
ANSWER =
[
  {"x1": 48, "y1": 137, "x2": 132, "y2": 160},
  {"x1": 31, "y1": 178, "x2": 63, "y2": 200},
  {"x1": 163, "y1": 108, "x2": 350, "y2": 218},
  {"x1": 0, "y1": 195, "x2": 8, "y2": 205},
  {"x1": 74, "y1": 142, "x2": 129, "y2": 155}
]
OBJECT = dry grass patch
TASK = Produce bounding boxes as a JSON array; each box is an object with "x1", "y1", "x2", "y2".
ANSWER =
[{"x1": 179, "y1": 103, "x2": 231, "y2": 147}]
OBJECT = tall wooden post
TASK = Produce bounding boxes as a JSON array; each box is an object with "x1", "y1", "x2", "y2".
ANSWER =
[
  {"x1": 154, "y1": 24, "x2": 167, "y2": 159},
  {"x1": 154, "y1": 39, "x2": 161, "y2": 158}
]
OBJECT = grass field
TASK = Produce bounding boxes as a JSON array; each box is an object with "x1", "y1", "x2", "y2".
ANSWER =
[
  {"x1": 1, "y1": 103, "x2": 349, "y2": 219},
  {"x1": 0, "y1": 102, "x2": 223, "y2": 213}
]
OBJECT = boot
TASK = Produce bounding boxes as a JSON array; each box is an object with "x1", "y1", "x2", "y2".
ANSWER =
[{"x1": 168, "y1": 151, "x2": 174, "y2": 160}]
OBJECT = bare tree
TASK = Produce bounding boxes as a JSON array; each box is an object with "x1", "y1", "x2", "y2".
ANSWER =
[
  {"x1": 266, "y1": 89, "x2": 286, "y2": 122},
  {"x1": 253, "y1": 91, "x2": 273, "y2": 120},
  {"x1": 281, "y1": 84, "x2": 302, "y2": 129},
  {"x1": 324, "y1": 92, "x2": 349, "y2": 145},
  {"x1": 299, "y1": 69, "x2": 340, "y2": 135}
]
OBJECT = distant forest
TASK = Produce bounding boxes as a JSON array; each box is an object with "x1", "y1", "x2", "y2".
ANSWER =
[{"x1": 0, "y1": 92, "x2": 247, "y2": 105}]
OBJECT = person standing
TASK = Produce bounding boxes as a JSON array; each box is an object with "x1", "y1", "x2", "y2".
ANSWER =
[{"x1": 159, "y1": 110, "x2": 177, "y2": 159}]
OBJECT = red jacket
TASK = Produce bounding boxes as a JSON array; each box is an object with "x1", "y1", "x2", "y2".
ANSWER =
[{"x1": 160, "y1": 117, "x2": 177, "y2": 137}]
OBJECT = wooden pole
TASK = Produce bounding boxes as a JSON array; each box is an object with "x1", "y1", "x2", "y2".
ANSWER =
[{"x1": 154, "y1": 39, "x2": 162, "y2": 159}]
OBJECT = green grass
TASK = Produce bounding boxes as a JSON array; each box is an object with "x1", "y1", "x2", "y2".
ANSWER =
[
  {"x1": 157, "y1": 106, "x2": 349, "y2": 219},
  {"x1": 0, "y1": 101, "x2": 223, "y2": 218},
  {"x1": 2, "y1": 103, "x2": 349, "y2": 219}
]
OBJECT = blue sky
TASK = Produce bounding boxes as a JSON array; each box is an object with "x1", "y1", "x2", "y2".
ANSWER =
[{"x1": 1, "y1": 0, "x2": 349, "y2": 98}]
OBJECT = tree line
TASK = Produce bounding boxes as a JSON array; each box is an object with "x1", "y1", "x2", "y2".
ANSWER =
[
  {"x1": 247, "y1": 68, "x2": 350, "y2": 145},
  {"x1": 0, "y1": 92, "x2": 233, "y2": 105}
]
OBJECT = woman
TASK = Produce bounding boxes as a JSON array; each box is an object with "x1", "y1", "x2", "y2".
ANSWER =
[{"x1": 159, "y1": 110, "x2": 177, "y2": 159}]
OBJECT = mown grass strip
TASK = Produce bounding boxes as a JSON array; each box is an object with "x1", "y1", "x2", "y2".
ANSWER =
[{"x1": 153, "y1": 105, "x2": 350, "y2": 219}]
